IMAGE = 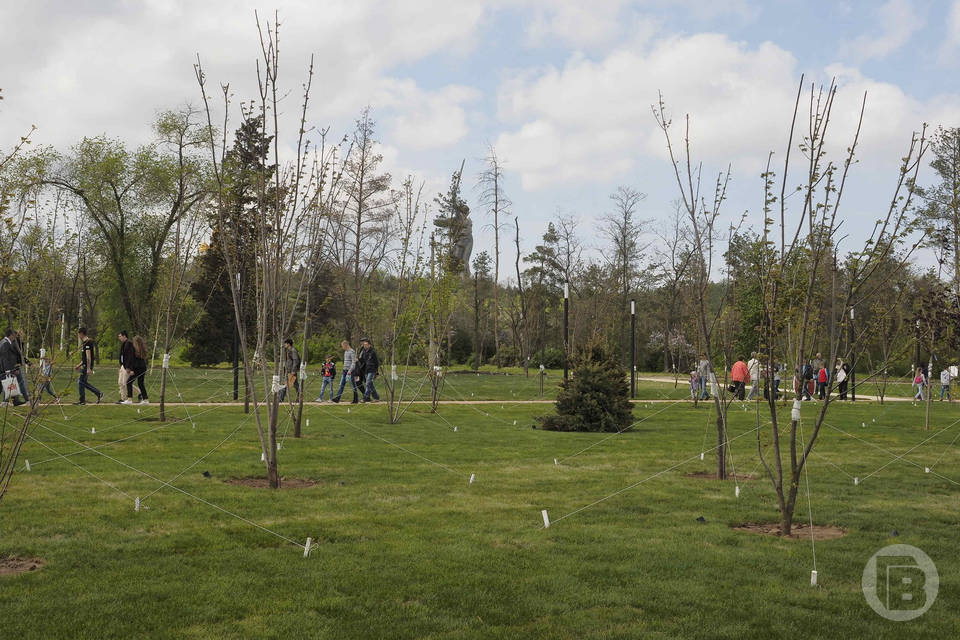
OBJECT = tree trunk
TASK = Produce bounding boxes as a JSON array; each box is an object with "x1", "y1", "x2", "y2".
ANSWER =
[
  {"x1": 159, "y1": 358, "x2": 168, "y2": 422},
  {"x1": 294, "y1": 286, "x2": 310, "y2": 438}
]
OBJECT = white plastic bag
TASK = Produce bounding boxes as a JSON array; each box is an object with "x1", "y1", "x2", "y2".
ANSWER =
[{"x1": 2, "y1": 374, "x2": 22, "y2": 400}]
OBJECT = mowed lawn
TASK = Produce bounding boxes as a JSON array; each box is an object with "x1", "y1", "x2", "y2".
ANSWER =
[
  {"x1": 1, "y1": 398, "x2": 959, "y2": 638},
  {"x1": 39, "y1": 366, "x2": 698, "y2": 404}
]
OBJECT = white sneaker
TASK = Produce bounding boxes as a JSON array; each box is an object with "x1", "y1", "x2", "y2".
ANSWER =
[
  {"x1": 122, "y1": 399, "x2": 134, "y2": 405},
  {"x1": 139, "y1": 400, "x2": 150, "y2": 405}
]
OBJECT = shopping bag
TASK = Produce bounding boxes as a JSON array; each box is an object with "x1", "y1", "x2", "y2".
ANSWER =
[{"x1": 2, "y1": 374, "x2": 22, "y2": 400}]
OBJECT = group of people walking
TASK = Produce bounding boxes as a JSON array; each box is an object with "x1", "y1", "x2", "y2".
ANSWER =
[
  {"x1": 73, "y1": 327, "x2": 150, "y2": 405},
  {"x1": 689, "y1": 351, "x2": 854, "y2": 402},
  {"x1": 912, "y1": 364, "x2": 957, "y2": 402},
  {"x1": 280, "y1": 337, "x2": 381, "y2": 404},
  {"x1": 0, "y1": 326, "x2": 151, "y2": 407}
]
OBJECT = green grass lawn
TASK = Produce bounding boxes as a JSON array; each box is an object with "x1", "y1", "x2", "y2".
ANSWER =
[
  {"x1": 1, "y1": 398, "x2": 958, "y2": 638},
  {"x1": 39, "y1": 366, "x2": 700, "y2": 404}
]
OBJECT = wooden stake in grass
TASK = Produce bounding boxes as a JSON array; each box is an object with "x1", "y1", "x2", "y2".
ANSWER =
[
  {"x1": 541, "y1": 510, "x2": 551, "y2": 528},
  {"x1": 303, "y1": 538, "x2": 312, "y2": 558},
  {"x1": 469, "y1": 474, "x2": 475, "y2": 484},
  {"x1": 810, "y1": 570, "x2": 818, "y2": 586},
  {"x1": 24, "y1": 460, "x2": 30, "y2": 472},
  {"x1": 134, "y1": 497, "x2": 140, "y2": 512}
]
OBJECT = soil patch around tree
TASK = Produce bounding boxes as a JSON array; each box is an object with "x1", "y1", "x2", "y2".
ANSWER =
[
  {"x1": 733, "y1": 522, "x2": 847, "y2": 540},
  {"x1": 224, "y1": 477, "x2": 319, "y2": 489},
  {"x1": 0, "y1": 557, "x2": 46, "y2": 577}
]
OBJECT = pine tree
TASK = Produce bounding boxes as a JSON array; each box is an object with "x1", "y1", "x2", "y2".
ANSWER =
[
  {"x1": 536, "y1": 344, "x2": 634, "y2": 432},
  {"x1": 184, "y1": 115, "x2": 273, "y2": 365}
]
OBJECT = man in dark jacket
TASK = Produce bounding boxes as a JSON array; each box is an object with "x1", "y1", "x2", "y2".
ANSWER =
[
  {"x1": 279, "y1": 338, "x2": 301, "y2": 402},
  {"x1": 356, "y1": 338, "x2": 380, "y2": 403},
  {"x1": 117, "y1": 331, "x2": 136, "y2": 404},
  {"x1": 0, "y1": 328, "x2": 28, "y2": 406}
]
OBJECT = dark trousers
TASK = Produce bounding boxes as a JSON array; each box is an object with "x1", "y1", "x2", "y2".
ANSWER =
[
  {"x1": 732, "y1": 381, "x2": 745, "y2": 400},
  {"x1": 278, "y1": 375, "x2": 299, "y2": 402},
  {"x1": 838, "y1": 380, "x2": 848, "y2": 400},
  {"x1": 78, "y1": 371, "x2": 101, "y2": 403},
  {"x1": 127, "y1": 366, "x2": 148, "y2": 400}
]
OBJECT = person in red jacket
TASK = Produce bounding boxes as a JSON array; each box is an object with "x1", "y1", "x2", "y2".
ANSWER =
[
  {"x1": 816, "y1": 365, "x2": 828, "y2": 400},
  {"x1": 730, "y1": 356, "x2": 749, "y2": 400}
]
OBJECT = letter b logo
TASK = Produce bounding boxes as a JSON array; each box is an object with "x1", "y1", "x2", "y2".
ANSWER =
[{"x1": 863, "y1": 545, "x2": 938, "y2": 621}]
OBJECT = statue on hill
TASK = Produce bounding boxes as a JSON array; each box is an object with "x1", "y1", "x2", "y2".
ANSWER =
[{"x1": 434, "y1": 161, "x2": 473, "y2": 277}]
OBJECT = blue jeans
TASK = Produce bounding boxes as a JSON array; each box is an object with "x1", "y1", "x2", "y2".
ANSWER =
[
  {"x1": 334, "y1": 372, "x2": 357, "y2": 402},
  {"x1": 940, "y1": 384, "x2": 951, "y2": 400},
  {"x1": 78, "y1": 371, "x2": 101, "y2": 403},
  {"x1": 699, "y1": 376, "x2": 709, "y2": 399},
  {"x1": 363, "y1": 372, "x2": 379, "y2": 402},
  {"x1": 318, "y1": 377, "x2": 334, "y2": 400},
  {"x1": 16, "y1": 370, "x2": 29, "y2": 403}
]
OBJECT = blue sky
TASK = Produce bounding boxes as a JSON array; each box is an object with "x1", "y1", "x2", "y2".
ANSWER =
[{"x1": 3, "y1": 0, "x2": 959, "y2": 270}]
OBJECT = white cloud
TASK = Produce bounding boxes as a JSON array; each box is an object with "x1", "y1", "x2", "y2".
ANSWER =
[
  {"x1": 0, "y1": 0, "x2": 488, "y2": 154},
  {"x1": 495, "y1": 32, "x2": 960, "y2": 192},
  {"x1": 524, "y1": 0, "x2": 632, "y2": 48},
  {"x1": 941, "y1": 0, "x2": 960, "y2": 63},
  {"x1": 838, "y1": 0, "x2": 923, "y2": 63},
  {"x1": 378, "y1": 82, "x2": 481, "y2": 151},
  {"x1": 495, "y1": 34, "x2": 799, "y2": 190}
]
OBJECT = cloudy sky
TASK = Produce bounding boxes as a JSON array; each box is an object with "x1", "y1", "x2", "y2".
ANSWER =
[{"x1": 3, "y1": 0, "x2": 960, "y2": 266}]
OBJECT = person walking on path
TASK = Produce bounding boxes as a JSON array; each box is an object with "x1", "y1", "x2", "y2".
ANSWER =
[
  {"x1": 697, "y1": 353, "x2": 710, "y2": 400},
  {"x1": 316, "y1": 355, "x2": 337, "y2": 402},
  {"x1": 940, "y1": 367, "x2": 952, "y2": 401},
  {"x1": 116, "y1": 331, "x2": 136, "y2": 404},
  {"x1": 129, "y1": 335, "x2": 149, "y2": 404},
  {"x1": 0, "y1": 329, "x2": 28, "y2": 406},
  {"x1": 278, "y1": 339, "x2": 301, "y2": 403},
  {"x1": 38, "y1": 355, "x2": 58, "y2": 400},
  {"x1": 835, "y1": 359, "x2": 850, "y2": 400},
  {"x1": 730, "y1": 356, "x2": 749, "y2": 401},
  {"x1": 74, "y1": 327, "x2": 103, "y2": 405},
  {"x1": 913, "y1": 367, "x2": 926, "y2": 401},
  {"x1": 357, "y1": 337, "x2": 380, "y2": 403},
  {"x1": 332, "y1": 340, "x2": 358, "y2": 404},
  {"x1": 746, "y1": 352, "x2": 761, "y2": 400},
  {"x1": 799, "y1": 360, "x2": 814, "y2": 400}
]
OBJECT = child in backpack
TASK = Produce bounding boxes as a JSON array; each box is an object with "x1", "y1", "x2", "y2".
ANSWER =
[{"x1": 316, "y1": 355, "x2": 337, "y2": 402}]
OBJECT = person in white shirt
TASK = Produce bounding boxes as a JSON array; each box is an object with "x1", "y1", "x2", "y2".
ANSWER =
[
  {"x1": 940, "y1": 368, "x2": 952, "y2": 401},
  {"x1": 746, "y1": 352, "x2": 761, "y2": 400}
]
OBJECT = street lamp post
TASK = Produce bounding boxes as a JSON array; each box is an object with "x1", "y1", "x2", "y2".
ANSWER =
[
  {"x1": 630, "y1": 299, "x2": 636, "y2": 399},
  {"x1": 563, "y1": 282, "x2": 570, "y2": 381},
  {"x1": 849, "y1": 307, "x2": 855, "y2": 402}
]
